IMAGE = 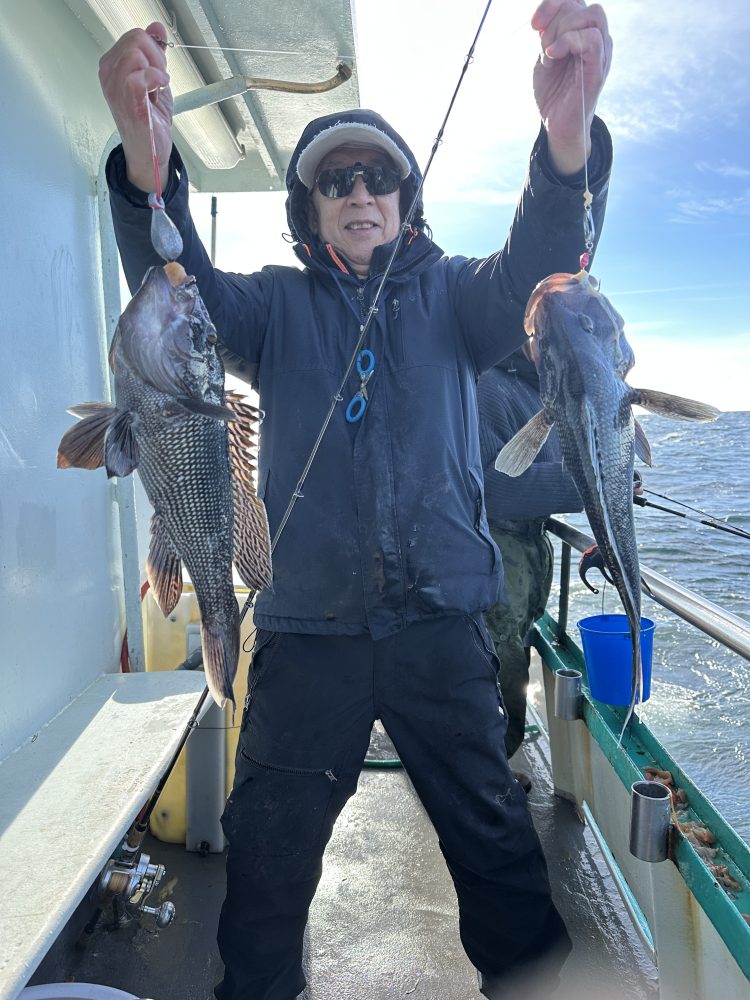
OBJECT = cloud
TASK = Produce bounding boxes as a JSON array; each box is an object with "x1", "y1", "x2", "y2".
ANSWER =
[
  {"x1": 696, "y1": 161, "x2": 750, "y2": 180},
  {"x1": 598, "y1": 1, "x2": 750, "y2": 139},
  {"x1": 668, "y1": 191, "x2": 750, "y2": 223}
]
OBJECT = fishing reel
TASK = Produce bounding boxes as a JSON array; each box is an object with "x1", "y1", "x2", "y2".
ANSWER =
[{"x1": 98, "y1": 851, "x2": 175, "y2": 929}]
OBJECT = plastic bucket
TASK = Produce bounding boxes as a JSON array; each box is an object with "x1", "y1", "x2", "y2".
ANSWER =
[
  {"x1": 19, "y1": 986, "x2": 138, "y2": 999},
  {"x1": 577, "y1": 614, "x2": 656, "y2": 706}
]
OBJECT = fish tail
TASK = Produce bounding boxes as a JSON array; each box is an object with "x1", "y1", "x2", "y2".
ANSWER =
[{"x1": 201, "y1": 614, "x2": 239, "y2": 710}]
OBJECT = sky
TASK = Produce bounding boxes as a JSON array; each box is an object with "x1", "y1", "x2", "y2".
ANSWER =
[{"x1": 189, "y1": 0, "x2": 750, "y2": 411}]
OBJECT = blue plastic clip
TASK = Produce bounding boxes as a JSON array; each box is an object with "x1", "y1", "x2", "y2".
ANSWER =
[
  {"x1": 345, "y1": 394, "x2": 367, "y2": 423},
  {"x1": 357, "y1": 349, "x2": 375, "y2": 378},
  {"x1": 345, "y1": 350, "x2": 376, "y2": 423}
]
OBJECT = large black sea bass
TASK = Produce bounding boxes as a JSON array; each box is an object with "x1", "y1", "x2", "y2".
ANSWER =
[
  {"x1": 58, "y1": 262, "x2": 273, "y2": 707},
  {"x1": 495, "y1": 270, "x2": 719, "y2": 731}
]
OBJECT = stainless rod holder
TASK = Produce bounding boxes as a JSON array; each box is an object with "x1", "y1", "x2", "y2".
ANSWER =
[
  {"x1": 630, "y1": 780, "x2": 672, "y2": 862},
  {"x1": 554, "y1": 668, "x2": 582, "y2": 720}
]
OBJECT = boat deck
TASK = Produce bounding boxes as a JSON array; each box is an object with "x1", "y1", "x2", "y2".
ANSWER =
[{"x1": 28, "y1": 658, "x2": 658, "y2": 1000}]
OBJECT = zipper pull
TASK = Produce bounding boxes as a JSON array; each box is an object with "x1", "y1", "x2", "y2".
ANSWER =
[
  {"x1": 325, "y1": 769, "x2": 338, "y2": 783},
  {"x1": 392, "y1": 297, "x2": 400, "y2": 318}
]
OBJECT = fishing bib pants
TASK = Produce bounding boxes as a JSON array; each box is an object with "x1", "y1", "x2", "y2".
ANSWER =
[
  {"x1": 217, "y1": 614, "x2": 570, "y2": 1000},
  {"x1": 484, "y1": 519, "x2": 555, "y2": 759}
]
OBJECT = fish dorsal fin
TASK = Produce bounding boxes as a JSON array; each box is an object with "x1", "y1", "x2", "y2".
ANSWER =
[
  {"x1": 494, "y1": 410, "x2": 554, "y2": 477},
  {"x1": 225, "y1": 391, "x2": 273, "y2": 591},
  {"x1": 104, "y1": 410, "x2": 140, "y2": 478},
  {"x1": 633, "y1": 418, "x2": 653, "y2": 466},
  {"x1": 146, "y1": 513, "x2": 184, "y2": 616},
  {"x1": 630, "y1": 389, "x2": 720, "y2": 423},
  {"x1": 57, "y1": 403, "x2": 118, "y2": 470}
]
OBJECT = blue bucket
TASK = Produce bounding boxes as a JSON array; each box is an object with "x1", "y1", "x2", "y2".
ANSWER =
[{"x1": 577, "y1": 614, "x2": 656, "y2": 706}]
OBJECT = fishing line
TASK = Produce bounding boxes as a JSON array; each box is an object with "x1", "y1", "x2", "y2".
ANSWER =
[
  {"x1": 643, "y1": 487, "x2": 750, "y2": 533},
  {"x1": 578, "y1": 48, "x2": 595, "y2": 269},
  {"x1": 144, "y1": 88, "x2": 163, "y2": 201},
  {"x1": 164, "y1": 43, "x2": 304, "y2": 55}
]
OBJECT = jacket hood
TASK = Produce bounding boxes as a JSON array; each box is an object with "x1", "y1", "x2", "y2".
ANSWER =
[{"x1": 285, "y1": 109, "x2": 426, "y2": 248}]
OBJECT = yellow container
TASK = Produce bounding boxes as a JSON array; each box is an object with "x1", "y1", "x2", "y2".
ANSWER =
[{"x1": 142, "y1": 583, "x2": 256, "y2": 843}]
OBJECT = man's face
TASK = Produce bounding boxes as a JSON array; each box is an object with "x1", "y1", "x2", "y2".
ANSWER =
[{"x1": 308, "y1": 144, "x2": 401, "y2": 278}]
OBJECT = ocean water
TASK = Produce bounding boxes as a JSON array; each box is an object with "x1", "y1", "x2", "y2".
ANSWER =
[{"x1": 551, "y1": 411, "x2": 750, "y2": 845}]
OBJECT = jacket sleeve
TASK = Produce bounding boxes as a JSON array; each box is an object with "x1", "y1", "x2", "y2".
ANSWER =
[
  {"x1": 449, "y1": 116, "x2": 613, "y2": 376},
  {"x1": 105, "y1": 144, "x2": 273, "y2": 386},
  {"x1": 477, "y1": 370, "x2": 583, "y2": 521}
]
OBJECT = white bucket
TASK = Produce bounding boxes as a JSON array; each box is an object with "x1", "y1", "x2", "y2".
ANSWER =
[{"x1": 19, "y1": 986, "x2": 139, "y2": 1000}]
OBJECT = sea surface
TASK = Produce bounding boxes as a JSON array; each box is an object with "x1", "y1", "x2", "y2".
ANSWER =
[{"x1": 550, "y1": 410, "x2": 750, "y2": 845}]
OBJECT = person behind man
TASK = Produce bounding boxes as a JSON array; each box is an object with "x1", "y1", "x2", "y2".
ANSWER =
[
  {"x1": 478, "y1": 349, "x2": 583, "y2": 785},
  {"x1": 98, "y1": 3, "x2": 613, "y2": 996}
]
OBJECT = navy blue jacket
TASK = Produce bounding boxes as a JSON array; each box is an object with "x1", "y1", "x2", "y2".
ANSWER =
[
  {"x1": 478, "y1": 351, "x2": 583, "y2": 527},
  {"x1": 106, "y1": 110, "x2": 611, "y2": 638}
]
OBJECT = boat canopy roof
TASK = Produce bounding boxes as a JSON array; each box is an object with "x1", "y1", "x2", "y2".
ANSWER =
[{"x1": 64, "y1": 0, "x2": 360, "y2": 192}]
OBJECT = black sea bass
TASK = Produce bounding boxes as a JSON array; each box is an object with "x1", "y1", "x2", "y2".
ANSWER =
[
  {"x1": 495, "y1": 270, "x2": 719, "y2": 730},
  {"x1": 58, "y1": 262, "x2": 272, "y2": 707}
]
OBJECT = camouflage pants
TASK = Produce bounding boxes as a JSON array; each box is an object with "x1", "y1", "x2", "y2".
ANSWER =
[{"x1": 484, "y1": 521, "x2": 554, "y2": 758}]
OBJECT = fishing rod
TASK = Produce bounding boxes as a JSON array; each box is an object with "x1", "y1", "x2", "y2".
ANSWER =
[
  {"x1": 635, "y1": 490, "x2": 750, "y2": 541},
  {"x1": 117, "y1": 0, "x2": 497, "y2": 855}
]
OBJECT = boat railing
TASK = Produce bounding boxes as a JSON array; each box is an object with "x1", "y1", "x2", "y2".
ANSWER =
[
  {"x1": 547, "y1": 517, "x2": 750, "y2": 660},
  {"x1": 530, "y1": 517, "x2": 750, "y2": 999}
]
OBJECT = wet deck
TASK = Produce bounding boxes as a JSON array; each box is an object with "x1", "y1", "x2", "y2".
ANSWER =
[{"x1": 28, "y1": 657, "x2": 658, "y2": 1000}]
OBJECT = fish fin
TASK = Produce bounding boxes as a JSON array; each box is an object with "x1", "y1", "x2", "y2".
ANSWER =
[
  {"x1": 202, "y1": 615, "x2": 238, "y2": 709},
  {"x1": 57, "y1": 403, "x2": 118, "y2": 470},
  {"x1": 174, "y1": 396, "x2": 238, "y2": 421},
  {"x1": 104, "y1": 410, "x2": 140, "y2": 478},
  {"x1": 146, "y1": 514, "x2": 184, "y2": 616},
  {"x1": 494, "y1": 410, "x2": 554, "y2": 477},
  {"x1": 630, "y1": 388, "x2": 720, "y2": 423},
  {"x1": 633, "y1": 418, "x2": 653, "y2": 466},
  {"x1": 225, "y1": 391, "x2": 273, "y2": 590},
  {"x1": 233, "y1": 490, "x2": 274, "y2": 591}
]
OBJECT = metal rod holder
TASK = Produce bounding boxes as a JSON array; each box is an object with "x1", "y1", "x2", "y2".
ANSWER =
[
  {"x1": 554, "y1": 668, "x2": 582, "y2": 720},
  {"x1": 630, "y1": 780, "x2": 672, "y2": 862}
]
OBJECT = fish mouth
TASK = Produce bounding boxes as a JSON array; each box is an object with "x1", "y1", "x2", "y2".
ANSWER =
[{"x1": 523, "y1": 269, "x2": 597, "y2": 337}]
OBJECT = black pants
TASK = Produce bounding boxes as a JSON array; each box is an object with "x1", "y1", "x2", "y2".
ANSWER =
[{"x1": 218, "y1": 615, "x2": 570, "y2": 1000}]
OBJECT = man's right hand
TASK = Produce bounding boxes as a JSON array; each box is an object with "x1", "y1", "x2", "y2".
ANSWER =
[{"x1": 98, "y1": 21, "x2": 173, "y2": 194}]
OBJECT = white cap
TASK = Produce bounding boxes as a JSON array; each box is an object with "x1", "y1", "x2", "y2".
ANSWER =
[{"x1": 296, "y1": 121, "x2": 412, "y2": 189}]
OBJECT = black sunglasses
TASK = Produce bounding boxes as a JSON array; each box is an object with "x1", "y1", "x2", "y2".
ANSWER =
[{"x1": 315, "y1": 162, "x2": 402, "y2": 199}]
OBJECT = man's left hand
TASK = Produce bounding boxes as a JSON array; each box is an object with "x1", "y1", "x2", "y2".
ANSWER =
[{"x1": 531, "y1": 0, "x2": 612, "y2": 175}]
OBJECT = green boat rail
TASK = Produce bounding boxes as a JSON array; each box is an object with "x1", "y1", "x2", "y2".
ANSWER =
[{"x1": 533, "y1": 517, "x2": 750, "y2": 994}]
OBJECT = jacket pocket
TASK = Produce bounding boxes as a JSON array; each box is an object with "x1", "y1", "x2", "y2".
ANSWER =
[
  {"x1": 240, "y1": 629, "x2": 282, "y2": 730},
  {"x1": 463, "y1": 613, "x2": 501, "y2": 683},
  {"x1": 469, "y1": 469, "x2": 498, "y2": 571}
]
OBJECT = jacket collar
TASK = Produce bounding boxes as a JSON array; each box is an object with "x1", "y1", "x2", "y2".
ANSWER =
[{"x1": 294, "y1": 227, "x2": 443, "y2": 285}]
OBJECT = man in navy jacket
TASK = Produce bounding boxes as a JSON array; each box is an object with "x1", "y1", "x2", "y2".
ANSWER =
[{"x1": 99, "y1": 2, "x2": 613, "y2": 996}]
